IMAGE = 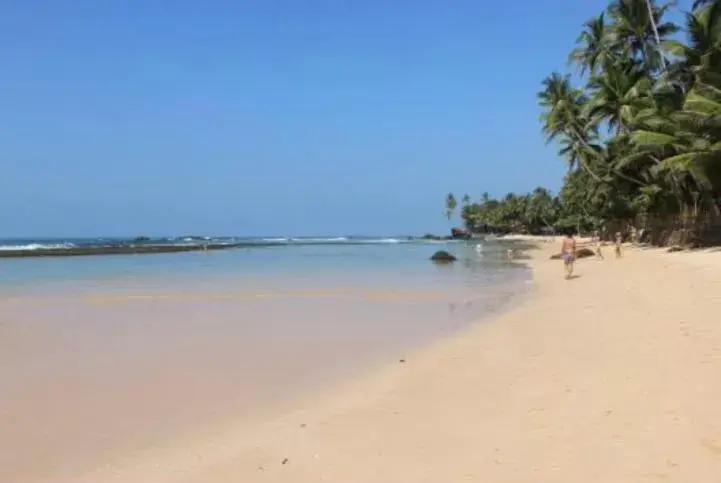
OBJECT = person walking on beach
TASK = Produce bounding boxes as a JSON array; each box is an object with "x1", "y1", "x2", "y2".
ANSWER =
[
  {"x1": 593, "y1": 230, "x2": 604, "y2": 260},
  {"x1": 561, "y1": 232, "x2": 576, "y2": 279},
  {"x1": 615, "y1": 232, "x2": 623, "y2": 258}
]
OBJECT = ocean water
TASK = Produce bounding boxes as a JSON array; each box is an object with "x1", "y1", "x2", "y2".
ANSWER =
[
  {"x1": 0, "y1": 236, "x2": 528, "y2": 296},
  {"x1": 0, "y1": 236, "x2": 531, "y2": 482}
]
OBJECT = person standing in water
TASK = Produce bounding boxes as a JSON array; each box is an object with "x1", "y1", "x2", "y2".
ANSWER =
[{"x1": 561, "y1": 232, "x2": 577, "y2": 279}]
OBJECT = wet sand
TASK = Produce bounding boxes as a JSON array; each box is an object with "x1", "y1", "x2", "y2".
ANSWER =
[{"x1": 0, "y1": 272, "x2": 527, "y2": 483}]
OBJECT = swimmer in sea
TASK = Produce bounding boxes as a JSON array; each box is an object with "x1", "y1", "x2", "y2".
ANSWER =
[{"x1": 561, "y1": 232, "x2": 576, "y2": 279}]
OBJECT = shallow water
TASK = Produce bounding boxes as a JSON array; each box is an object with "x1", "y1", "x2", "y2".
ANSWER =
[{"x1": 0, "y1": 239, "x2": 530, "y2": 482}]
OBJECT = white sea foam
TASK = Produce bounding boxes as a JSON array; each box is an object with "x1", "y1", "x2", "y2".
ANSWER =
[
  {"x1": 0, "y1": 243, "x2": 76, "y2": 251},
  {"x1": 290, "y1": 237, "x2": 349, "y2": 243},
  {"x1": 363, "y1": 238, "x2": 403, "y2": 244}
]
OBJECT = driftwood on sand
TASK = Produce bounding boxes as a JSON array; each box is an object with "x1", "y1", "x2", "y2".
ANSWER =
[{"x1": 549, "y1": 247, "x2": 595, "y2": 260}]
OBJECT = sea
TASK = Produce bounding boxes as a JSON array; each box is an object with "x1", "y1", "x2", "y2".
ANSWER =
[{"x1": 0, "y1": 235, "x2": 532, "y2": 482}]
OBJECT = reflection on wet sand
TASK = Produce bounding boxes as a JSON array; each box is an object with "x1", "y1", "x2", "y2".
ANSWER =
[
  {"x1": 87, "y1": 289, "x2": 456, "y2": 304},
  {"x1": 0, "y1": 264, "x2": 530, "y2": 483}
]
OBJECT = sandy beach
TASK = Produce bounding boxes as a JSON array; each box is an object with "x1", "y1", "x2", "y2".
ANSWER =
[{"x1": 47, "y1": 241, "x2": 719, "y2": 483}]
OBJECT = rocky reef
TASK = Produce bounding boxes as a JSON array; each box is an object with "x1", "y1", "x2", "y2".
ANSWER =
[{"x1": 0, "y1": 243, "x2": 240, "y2": 259}]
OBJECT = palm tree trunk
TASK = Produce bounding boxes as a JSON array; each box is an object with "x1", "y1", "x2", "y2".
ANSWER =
[
  {"x1": 567, "y1": 125, "x2": 605, "y2": 182},
  {"x1": 644, "y1": 0, "x2": 668, "y2": 70},
  {"x1": 614, "y1": 168, "x2": 646, "y2": 186}
]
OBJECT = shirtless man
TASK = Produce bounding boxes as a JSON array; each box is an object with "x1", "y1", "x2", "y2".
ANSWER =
[{"x1": 561, "y1": 232, "x2": 577, "y2": 279}]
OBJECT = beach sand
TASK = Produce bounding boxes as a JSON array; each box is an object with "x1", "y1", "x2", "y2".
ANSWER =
[
  {"x1": 55, "y1": 242, "x2": 721, "y2": 483},
  {"x1": 1, "y1": 259, "x2": 524, "y2": 483}
]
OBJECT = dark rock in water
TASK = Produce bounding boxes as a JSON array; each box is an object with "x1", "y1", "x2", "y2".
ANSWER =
[
  {"x1": 430, "y1": 250, "x2": 457, "y2": 263},
  {"x1": 550, "y1": 247, "x2": 595, "y2": 260},
  {"x1": 134, "y1": 236, "x2": 151, "y2": 242},
  {"x1": 451, "y1": 227, "x2": 471, "y2": 240}
]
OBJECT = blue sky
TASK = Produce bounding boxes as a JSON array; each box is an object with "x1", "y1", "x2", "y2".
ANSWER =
[{"x1": 0, "y1": 0, "x2": 692, "y2": 237}]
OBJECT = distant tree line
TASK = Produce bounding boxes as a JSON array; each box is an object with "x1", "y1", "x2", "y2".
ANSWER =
[{"x1": 444, "y1": 184, "x2": 595, "y2": 235}]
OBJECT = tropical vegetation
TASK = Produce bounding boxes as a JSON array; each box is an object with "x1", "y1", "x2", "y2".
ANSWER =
[{"x1": 449, "y1": 0, "x2": 721, "y2": 241}]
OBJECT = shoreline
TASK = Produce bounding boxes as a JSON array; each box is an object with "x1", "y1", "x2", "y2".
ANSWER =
[
  {"x1": 68, "y1": 241, "x2": 721, "y2": 483},
  {"x1": 13, "y1": 242, "x2": 721, "y2": 482},
  {"x1": 0, "y1": 237, "x2": 459, "y2": 259},
  {"x1": 1, "y1": 245, "x2": 532, "y2": 483}
]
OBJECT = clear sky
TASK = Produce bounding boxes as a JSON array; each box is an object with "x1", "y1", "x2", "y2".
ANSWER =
[{"x1": 0, "y1": 0, "x2": 689, "y2": 237}]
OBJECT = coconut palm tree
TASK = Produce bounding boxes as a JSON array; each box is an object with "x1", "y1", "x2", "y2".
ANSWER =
[
  {"x1": 450, "y1": 0, "x2": 721, "y2": 244},
  {"x1": 585, "y1": 59, "x2": 653, "y2": 133},
  {"x1": 608, "y1": 0, "x2": 678, "y2": 71},
  {"x1": 693, "y1": 0, "x2": 715, "y2": 10},
  {"x1": 663, "y1": 1, "x2": 721, "y2": 91},
  {"x1": 531, "y1": 0, "x2": 721, "y2": 234},
  {"x1": 526, "y1": 187, "x2": 558, "y2": 232},
  {"x1": 444, "y1": 193, "x2": 457, "y2": 220},
  {"x1": 569, "y1": 14, "x2": 615, "y2": 75},
  {"x1": 538, "y1": 73, "x2": 603, "y2": 177},
  {"x1": 628, "y1": 78, "x2": 721, "y2": 209}
]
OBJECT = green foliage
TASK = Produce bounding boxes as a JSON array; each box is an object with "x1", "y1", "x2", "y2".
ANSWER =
[
  {"x1": 452, "y1": 1, "x2": 721, "y2": 235},
  {"x1": 537, "y1": 0, "x2": 721, "y2": 224},
  {"x1": 461, "y1": 188, "x2": 560, "y2": 234}
]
